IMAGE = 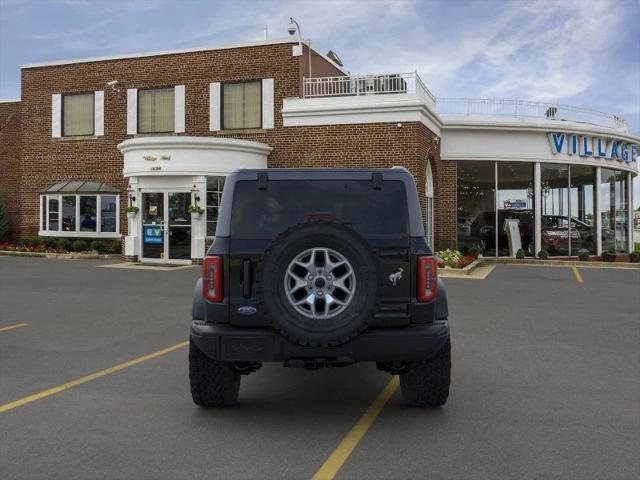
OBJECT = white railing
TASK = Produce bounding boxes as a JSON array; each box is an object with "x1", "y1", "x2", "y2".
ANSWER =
[
  {"x1": 303, "y1": 72, "x2": 437, "y2": 103},
  {"x1": 436, "y1": 98, "x2": 628, "y2": 132}
]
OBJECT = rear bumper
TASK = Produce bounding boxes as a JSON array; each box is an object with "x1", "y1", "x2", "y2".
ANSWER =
[{"x1": 190, "y1": 320, "x2": 450, "y2": 363}]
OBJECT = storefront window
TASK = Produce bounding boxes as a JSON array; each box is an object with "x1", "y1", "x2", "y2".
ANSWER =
[
  {"x1": 62, "y1": 196, "x2": 76, "y2": 232},
  {"x1": 206, "y1": 176, "x2": 225, "y2": 237},
  {"x1": 600, "y1": 169, "x2": 629, "y2": 253},
  {"x1": 541, "y1": 164, "x2": 569, "y2": 256},
  {"x1": 48, "y1": 197, "x2": 59, "y2": 231},
  {"x1": 100, "y1": 195, "x2": 117, "y2": 233},
  {"x1": 457, "y1": 161, "x2": 496, "y2": 256},
  {"x1": 79, "y1": 196, "x2": 97, "y2": 232},
  {"x1": 569, "y1": 166, "x2": 596, "y2": 255},
  {"x1": 497, "y1": 162, "x2": 534, "y2": 256}
]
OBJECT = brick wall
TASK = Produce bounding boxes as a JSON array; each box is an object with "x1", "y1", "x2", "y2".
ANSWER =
[
  {"x1": 0, "y1": 101, "x2": 21, "y2": 242},
  {"x1": 16, "y1": 41, "x2": 451, "y2": 248}
]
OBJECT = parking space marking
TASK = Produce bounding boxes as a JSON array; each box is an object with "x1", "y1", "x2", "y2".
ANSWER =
[
  {"x1": 0, "y1": 323, "x2": 28, "y2": 333},
  {"x1": 311, "y1": 376, "x2": 399, "y2": 480},
  {"x1": 0, "y1": 341, "x2": 188, "y2": 414},
  {"x1": 571, "y1": 266, "x2": 584, "y2": 283}
]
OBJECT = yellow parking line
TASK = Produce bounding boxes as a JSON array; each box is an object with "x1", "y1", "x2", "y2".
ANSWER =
[
  {"x1": 571, "y1": 265, "x2": 584, "y2": 283},
  {"x1": 312, "y1": 376, "x2": 400, "y2": 480},
  {"x1": 0, "y1": 323, "x2": 28, "y2": 333},
  {"x1": 0, "y1": 341, "x2": 188, "y2": 414}
]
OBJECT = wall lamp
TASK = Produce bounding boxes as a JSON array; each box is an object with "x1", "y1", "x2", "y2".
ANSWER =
[{"x1": 127, "y1": 187, "x2": 136, "y2": 205}]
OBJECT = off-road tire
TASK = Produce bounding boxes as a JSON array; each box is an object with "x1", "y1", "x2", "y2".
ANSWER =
[
  {"x1": 400, "y1": 338, "x2": 451, "y2": 407},
  {"x1": 260, "y1": 221, "x2": 380, "y2": 348},
  {"x1": 189, "y1": 337, "x2": 241, "y2": 407}
]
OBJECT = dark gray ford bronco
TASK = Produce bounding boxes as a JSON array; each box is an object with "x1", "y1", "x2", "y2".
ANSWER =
[{"x1": 190, "y1": 168, "x2": 451, "y2": 407}]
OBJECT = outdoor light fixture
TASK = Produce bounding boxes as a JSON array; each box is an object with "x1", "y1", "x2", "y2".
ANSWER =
[
  {"x1": 288, "y1": 17, "x2": 311, "y2": 77},
  {"x1": 127, "y1": 187, "x2": 136, "y2": 205},
  {"x1": 191, "y1": 185, "x2": 200, "y2": 204}
]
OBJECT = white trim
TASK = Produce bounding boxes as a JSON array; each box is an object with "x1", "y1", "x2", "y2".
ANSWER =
[
  {"x1": 0, "y1": 98, "x2": 20, "y2": 103},
  {"x1": 534, "y1": 162, "x2": 541, "y2": 255},
  {"x1": 94, "y1": 90, "x2": 104, "y2": 136},
  {"x1": 39, "y1": 193, "x2": 120, "y2": 237},
  {"x1": 174, "y1": 85, "x2": 185, "y2": 133},
  {"x1": 628, "y1": 171, "x2": 633, "y2": 253},
  {"x1": 595, "y1": 166, "x2": 602, "y2": 255},
  {"x1": 127, "y1": 88, "x2": 137, "y2": 135},
  {"x1": 38, "y1": 231, "x2": 121, "y2": 239},
  {"x1": 209, "y1": 82, "x2": 221, "y2": 131},
  {"x1": 262, "y1": 78, "x2": 274, "y2": 129},
  {"x1": 51, "y1": 94, "x2": 61, "y2": 138},
  {"x1": 118, "y1": 135, "x2": 272, "y2": 154},
  {"x1": 20, "y1": 39, "x2": 303, "y2": 69}
]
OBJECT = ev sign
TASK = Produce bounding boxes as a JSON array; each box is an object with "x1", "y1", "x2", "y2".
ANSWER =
[{"x1": 548, "y1": 132, "x2": 638, "y2": 163}]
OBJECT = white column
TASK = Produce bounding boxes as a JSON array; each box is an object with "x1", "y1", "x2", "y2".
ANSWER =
[
  {"x1": 191, "y1": 175, "x2": 207, "y2": 260},
  {"x1": 534, "y1": 162, "x2": 541, "y2": 256},
  {"x1": 595, "y1": 166, "x2": 602, "y2": 255},
  {"x1": 124, "y1": 177, "x2": 140, "y2": 259},
  {"x1": 628, "y1": 171, "x2": 633, "y2": 253}
]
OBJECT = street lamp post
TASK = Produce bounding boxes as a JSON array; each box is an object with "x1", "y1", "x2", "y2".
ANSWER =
[{"x1": 288, "y1": 17, "x2": 312, "y2": 80}]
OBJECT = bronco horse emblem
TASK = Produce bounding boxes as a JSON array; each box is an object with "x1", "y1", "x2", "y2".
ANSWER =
[{"x1": 389, "y1": 268, "x2": 403, "y2": 286}]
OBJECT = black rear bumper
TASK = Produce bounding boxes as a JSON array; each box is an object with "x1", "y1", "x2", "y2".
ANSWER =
[{"x1": 190, "y1": 320, "x2": 450, "y2": 363}]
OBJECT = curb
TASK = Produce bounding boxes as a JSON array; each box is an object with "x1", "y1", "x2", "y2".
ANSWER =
[
  {"x1": 484, "y1": 257, "x2": 640, "y2": 269},
  {"x1": 438, "y1": 259, "x2": 483, "y2": 276},
  {"x1": 0, "y1": 250, "x2": 120, "y2": 260}
]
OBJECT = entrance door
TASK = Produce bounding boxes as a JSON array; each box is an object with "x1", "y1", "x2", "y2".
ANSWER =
[{"x1": 141, "y1": 192, "x2": 192, "y2": 264}]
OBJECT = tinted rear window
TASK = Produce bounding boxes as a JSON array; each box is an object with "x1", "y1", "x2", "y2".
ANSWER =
[{"x1": 231, "y1": 180, "x2": 408, "y2": 237}]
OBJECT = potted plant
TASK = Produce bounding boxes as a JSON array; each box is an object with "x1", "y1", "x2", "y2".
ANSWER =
[
  {"x1": 602, "y1": 245, "x2": 616, "y2": 262},
  {"x1": 125, "y1": 206, "x2": 139, "y2": 220},
  {"x1": 515, "y1": 248, "x2": 525, "y2": 259},
  {"x1": 577, "y1": 249, "x2": 589, "y2": 262},
  {"x1": 188, "y1": 204, "x2": 204, "y2": 219},
  {"x1": 537, "y1": 249, "x2": 549, "y2": 260}
]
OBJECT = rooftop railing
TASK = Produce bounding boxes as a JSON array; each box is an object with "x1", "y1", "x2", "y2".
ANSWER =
[
  {"x1": 302, "y1": 73, "x2": 628, "y2": 132},
  {"x1": 436, "y1": 98, "x2": 628, "y2": 132}
]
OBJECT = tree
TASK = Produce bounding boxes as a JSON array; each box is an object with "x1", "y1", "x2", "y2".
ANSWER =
[{"x1": 0, "y1": 196, "x2": 10, "y2": 242}]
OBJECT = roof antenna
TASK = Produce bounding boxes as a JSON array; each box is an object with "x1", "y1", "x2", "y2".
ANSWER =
[{"x1": 263, "y1": 25, "x2": 268, "y2": 40}]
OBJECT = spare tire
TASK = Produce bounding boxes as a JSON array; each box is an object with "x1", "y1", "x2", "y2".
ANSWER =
[{"x1": 261, "y1": 222, "x2": 380, "y2": 347}]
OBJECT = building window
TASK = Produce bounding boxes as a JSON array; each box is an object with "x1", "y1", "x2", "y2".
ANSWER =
[
  {"x1": 206, "y1": 176, "x2": 226, "y2": 237},
  {"x1": 222, "y1": 81, "x2": 261, "y2": 129},
  {"x1": 40, "y1": 184, "x2": 119, "y2": 237},
  {"x1": 457, "y1": 161, "x2": 496, "y2": 256},
  {"x1": 425, "y1": 161, "x2": 434, "y2": 249},
  {"x1": 62, "y1": 92, "x2": 94, "y2": 136},
  {"x1": 601, "y1": 168, "x2": 629, "y2": 253},
  {"x1": 138, "y1": 87, "x2": 175, "y2": 133}
]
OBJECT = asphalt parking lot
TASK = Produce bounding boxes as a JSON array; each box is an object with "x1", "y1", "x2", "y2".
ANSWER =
[{"x1": 1, "y1": 257, "x2": 639, "y2": 480}]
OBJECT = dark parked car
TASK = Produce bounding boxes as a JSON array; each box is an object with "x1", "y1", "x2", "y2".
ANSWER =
[{"x1": 190, "y1": 168, "x2": 451, "y2": 407}]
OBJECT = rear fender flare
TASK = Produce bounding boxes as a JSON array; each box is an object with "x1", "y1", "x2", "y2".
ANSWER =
[
  {"x1": 435, "y1": 278, "x2": 448, "y2": 320},
  {"x1": 192, "y1": 277, "x2": 205, "y2": 320}
]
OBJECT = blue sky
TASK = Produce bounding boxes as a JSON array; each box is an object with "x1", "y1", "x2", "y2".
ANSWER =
[{"x1": 1, "y1": 0, "x2": 639, "y2": 203}]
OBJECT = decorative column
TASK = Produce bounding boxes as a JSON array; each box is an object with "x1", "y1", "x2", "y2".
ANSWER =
[{"x1": 534, "y1": 162, "x2": 541, "y2": 255}]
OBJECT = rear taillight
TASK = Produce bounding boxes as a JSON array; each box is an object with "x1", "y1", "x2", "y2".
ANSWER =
[
  {"x1": 203, "y1": 256, "x2": 223, "y2": 302},
  {"x1": 417, "y1": 256, "x2": 438, "y2": 303}
]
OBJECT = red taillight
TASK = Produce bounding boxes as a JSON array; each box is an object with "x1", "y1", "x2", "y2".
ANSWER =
[
  {"x1": 417, "y1": 256, "x2": 438, "y2": 303},
  {"x1": 203, "y1": 256, "x2": 223, "y2": 302}
]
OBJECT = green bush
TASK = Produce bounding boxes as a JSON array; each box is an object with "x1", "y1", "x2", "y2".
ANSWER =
[
  {"x1": 537, "y1": 249, "x2": 549, "y2": 260},
  {"x1": 41, "y1": 237, "x2": 57, "y2": 249},
  {"x1": 630, "y1": 252, "x2": 640, "y2": 263},
  {"x1": 577, "y1": 249, "x2": 589, "y2": 261},
  {"x1": 72, "y1": 239, "x2": 88, "y2": 252},
  {"x1": 57, "y1": 238, "x2": 73, "y2": 252},
  {"x1": 435, "y1": 249, "x2": 462, "y2": 267},
  {"x1": 515, "y1": 248, "x2": 525, "y2": 259},
  {"x1": 90, "y1": 240, "x2": 106, "y2": 252},
  {"x1": 468, "y1": 246, "x2": 480, "y2": 258},
  {"x1": 607, "y1": 245, "x2": 616, "y2": 254},
  {"x1": 0, "y1": 197, "x2": 9, "y2": 242},
  {"x1": 108, "y1": 240, "x2": 122, "y2": 254}
]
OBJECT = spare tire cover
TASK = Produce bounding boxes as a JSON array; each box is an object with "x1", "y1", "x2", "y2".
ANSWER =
[{"x1": 260, "y1": 222, "x2": 380, "y2": 347}]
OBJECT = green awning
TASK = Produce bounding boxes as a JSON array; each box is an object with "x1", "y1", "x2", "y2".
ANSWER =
[{"x1": 41, "y1": 181, "x2": 120, "y2": 194}]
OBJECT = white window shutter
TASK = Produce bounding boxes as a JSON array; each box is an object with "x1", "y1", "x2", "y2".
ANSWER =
[
  {"x1": 209, "y1": 82, "x2": 221, "y2": 131},
  {"x1": 174, "y1": 85, "x2": 185, "y2": 133},
  {"x1": 94, "y1": 91, "x2": 104, "y2": 136},
  {"x1": 262, "y1": 78, "x2": 274, "y2": 129},
  {"x1": 127, "y1": 88, "x2": 137, "y2": 135},
  {"x1": 51, "y1": 94, "x2": 61, "y2": 137}
]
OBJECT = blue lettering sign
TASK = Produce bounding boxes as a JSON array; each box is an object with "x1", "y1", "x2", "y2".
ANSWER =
[
  {"x1": 144, "y1": 226, "x2": 163, "y2": 245},
  {"x1": 632, "y1": 144, "x2": 638, "y2": 162},
  {"x1": 621, "y1": 143, "x2": 629, "y2": 162},
  {"x1": 569, "y1": 135, "x2": 578, "y2": 155},
  {"x1": 549, "y1": 133, "x2": 565, "y2": 154},
  {"x1": 610, "y1": 141, "x2": 619, "y2": 159},
  {"x1": 595, "y1": 138, "x2": 607, "y2": 157},
  {"x1": 580, "y1": 136, "x2": 593, "y2": 157}
]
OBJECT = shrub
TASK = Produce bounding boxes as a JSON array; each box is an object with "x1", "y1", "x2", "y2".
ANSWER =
[
  {"x1": 57, "y1": 238, "x2": 73, "y2": 252},
  {"x1": 515, "y1": 248, "x2": 525, "y2": 259},
  {"x1": 537, "y1": 249, "x2": 549, "y2": 260},
  {"x1": 577, "y1": 249, "x2": 589, "y2": 261},
  {"x1": 72, "y1": 239, "x2": 88, "y2": 252},
  {"x1": 435, "y1": 249, "x2": 462, "y2": 267},
  {"x1": 607, "y1": 245, "x2": 616, "y2": 254},
  {"x1": 0, "y1": 197, "x2": 9, "y2": 242},
  {"x1": 108, "y1": 240, "x2": 122, "y2": 254},
  {"x1": 90, "y1": 240, "x2": 106, "y2": 252},
  {"x1": 41, "y1": 237, "x2": 57, "y2": 249},
  {"x1": 630, "y1": 252, "x2": 640, "y2": 263},
  {"x1": 468, "y1": 246, "x2": 480, "y2": 258}
]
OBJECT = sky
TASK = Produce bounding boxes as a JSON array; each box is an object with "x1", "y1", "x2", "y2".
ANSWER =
[{"x1": 0, "y1": 0, "x2": 639, "y2": 204}]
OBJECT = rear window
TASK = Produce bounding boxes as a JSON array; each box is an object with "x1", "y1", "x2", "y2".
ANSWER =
[{"x1": 231, "y1": 180, "x2": 409, "y2": 237}]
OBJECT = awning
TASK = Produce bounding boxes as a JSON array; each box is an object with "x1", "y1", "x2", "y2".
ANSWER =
[{"x1": 41, "y1": 180, "x2": 120, "y2": 194}]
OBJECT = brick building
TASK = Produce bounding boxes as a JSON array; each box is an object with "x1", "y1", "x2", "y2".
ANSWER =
[{"x1": 0, "y1": 38, "x2": 638, "y2": 262}]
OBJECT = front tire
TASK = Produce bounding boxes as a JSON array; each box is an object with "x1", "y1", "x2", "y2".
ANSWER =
[
  {"x1": 189, "y1": 337, "x2": 241, "y2": 407},
  {"x1": 400, "y1": 338, "x2": 451, "y2": 407}
]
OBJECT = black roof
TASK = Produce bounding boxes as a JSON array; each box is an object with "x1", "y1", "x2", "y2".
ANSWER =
[{"x1": 41, "y1": 180, "x2": 120, "y2": 194}]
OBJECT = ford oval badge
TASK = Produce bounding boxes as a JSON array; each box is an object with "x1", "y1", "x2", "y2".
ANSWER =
[{"x1": 238, "y1": 306, "x2": 257, "y2": 316}]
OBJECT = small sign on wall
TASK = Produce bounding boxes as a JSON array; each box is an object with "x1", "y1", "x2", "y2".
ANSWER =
[{"x1": 144, "y1": 226, "x2": 163, "y2": 245}]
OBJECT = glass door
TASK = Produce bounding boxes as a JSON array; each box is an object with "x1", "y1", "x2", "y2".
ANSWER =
[
  {"x1": 141, "y1": 192, "x2": 165, "y2": 260},
  {"x1": 167, "y1": 192, "x2": 191, "y2": 261}
]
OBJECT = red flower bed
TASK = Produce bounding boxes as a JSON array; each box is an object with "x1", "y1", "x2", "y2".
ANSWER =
[{"x1": 455, "y1": 255, "x2": 476, "y2": 269}]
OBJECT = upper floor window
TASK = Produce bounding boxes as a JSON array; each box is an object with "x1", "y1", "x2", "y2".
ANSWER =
[
  {"x1": 138, "y1": 87, "x2": 175, "y2": 133},
  {"x1": 222, "y1": 81, "x2": 261, "y2": 129},
  {"x1": 62, "y1": 92, "x2": 94, "y2": 136}
]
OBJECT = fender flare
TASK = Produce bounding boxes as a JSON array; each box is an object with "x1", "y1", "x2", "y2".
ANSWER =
[
  {"x1": 435, "y1": 278, "x2": 448, "y2": 320},
  {"x1": 192, "y1": 277, "x2": 205, "y2": 320}
]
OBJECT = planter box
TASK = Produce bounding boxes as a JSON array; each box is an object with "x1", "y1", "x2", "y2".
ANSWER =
[
  {"x1": 191, "y1": 212, "x2": 203, "y2": 220},
  {"x1": 127, "y1": 212, "x2": 137, "y2": 221}
]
